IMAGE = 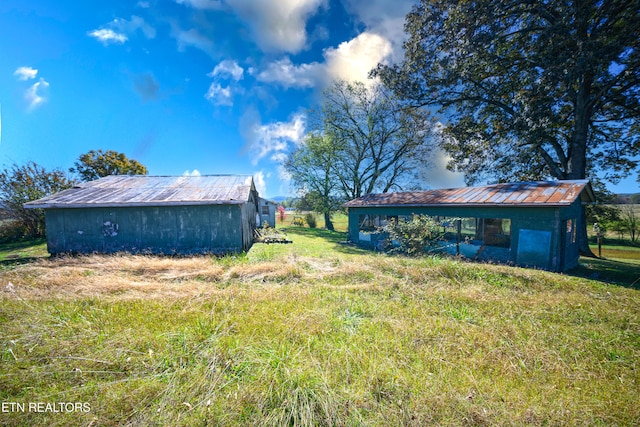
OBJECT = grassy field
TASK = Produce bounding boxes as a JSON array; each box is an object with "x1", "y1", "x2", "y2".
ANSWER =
[{"x1": 0, "y1": 217, "x2": 639, "y2": 426}]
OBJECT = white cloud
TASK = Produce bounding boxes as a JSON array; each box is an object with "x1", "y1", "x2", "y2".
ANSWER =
[
  {"x1": 256, "y1": 57, "x2": 322, "y2": 89},
  {"x1": 205, "y1": 60, "x2": 245, "y2": 106},
  {"x1": 88, "y1": 28, "x2": 128, "y2": 45},
  {"x1": 173, "y1": 27, "x2": 214, "y2": 54},
  {"x1": 89, "y1": 16, "x2": 155, "y2": 45},
  {"x1": 253, "y1": 171, "x2": 267, "y2": 196},
  {"x1": 175, "y1": 0, "x2": 224, "y2": 10},
  {"x1": 270, "y1": 152, "x2": 288, "y2": 163},
  {"x1": 341, "y1": 0, "x2": 415, "y2": 62},
  {"x1": 421, "y1": 122, "x2": 466, "y2": 189},
  {"x1": 118, "y1": 15, "x2": 156, "y2": 39},
  {"x1": 225, "y1": 0, "x2": 325, "y2": 53},
  {"x1": 14, "y1": 67, "x2": 50, "y2": 110},
  {"x1": 324, "y1": 32, "x2": 392, "y2": 84},
  {"x1": 209, "y1": 60, "x2": 244, "y2": 81},
  {"x1": 257, "y1": 32, "x2": 392, "y2": 89},
  {"x1": 418, "y1": 146, "x2": 466, "y2": 189},
  {"x1": 14, "y1": 66, "x2": 38, "y2": 81},
  {"x1": 25, "y1": 78, "x2": 50, "y2": 110},
  {"x1": 277, "y1": 164, "x2": 292, "y2": 182},
  {"x1": 183, "y1": 169, "x2": 201, "y2": 176},
  {"x1": 205, "y1": 83, "x2": 233, "y2": 106},
  {"x1": 241, "y1": 110, "x2": 306, "y2": 165}
]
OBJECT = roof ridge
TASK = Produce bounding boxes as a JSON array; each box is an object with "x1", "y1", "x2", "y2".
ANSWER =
[{"x1": 344, "y1": 180, "x2": 594, "y2": 207}]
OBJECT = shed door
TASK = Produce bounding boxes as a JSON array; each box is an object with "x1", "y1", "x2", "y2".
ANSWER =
[{"x1": 516, "y1": 229, "x2": 552, "y2": 269}]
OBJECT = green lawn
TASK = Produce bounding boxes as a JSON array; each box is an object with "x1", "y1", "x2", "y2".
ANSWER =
[
  {"x1": 0, "y1": 238, "x2": 48, "y2": 263},
  {"x1": 0, "y1": 226, "x2": 639, "y2": 426}
]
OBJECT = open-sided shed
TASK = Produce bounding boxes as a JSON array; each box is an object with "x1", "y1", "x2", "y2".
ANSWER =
[
  {"x1": 25, "y1": 175, "x2": 260, "y2": 255},
  {"x1": 344, "y1": 180, "x2": 595, "y2": 272}
]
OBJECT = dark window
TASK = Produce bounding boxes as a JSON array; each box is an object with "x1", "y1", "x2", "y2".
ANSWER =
[
  {"x1": 482, "y1": 218, "x2": 511, "y2": 248},
  {"x1": 358, "y1": 215, "x2": 395, "y2": 232},
  {"x1": 440, "y1": 217, "x2": 511, "y2": 248},
  {"x1": 567, "y1": 218, "x2": 577, "y2": 244}
]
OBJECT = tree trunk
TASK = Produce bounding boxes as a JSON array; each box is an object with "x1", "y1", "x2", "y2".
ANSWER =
[
  {"x1": 324, "y1": 212, "x2": 334, "y2": 231},
  {"x1": 577, "y1": 206, "x2": 596, "y2": 258},
  {"x1": 569, "y1": 75, "x2": 596, "y2": 257}
]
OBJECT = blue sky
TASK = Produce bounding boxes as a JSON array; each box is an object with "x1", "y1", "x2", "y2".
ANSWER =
[{"x1": 0, "y1": 0, "x2": 637, "y2": 198}]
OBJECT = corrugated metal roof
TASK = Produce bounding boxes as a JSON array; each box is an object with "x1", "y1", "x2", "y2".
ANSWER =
[
  {"x1": 343, "y1": 180, "x2": 595, "y2": 208},
  {"x1": 25, "y1": 175, "x2": 256, "y2": 209}
]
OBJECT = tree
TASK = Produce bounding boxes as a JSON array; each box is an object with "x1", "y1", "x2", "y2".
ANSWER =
[
  {"x1": 285, "y1": 80, "x2": 434, "y2": 227},
  {"x1": 285, "y1": 134, "x2": 342, "y2": 230},
  {"x1": 586, "y1": 181, "x2": 620, "y2": 232},
  {"x1": 318, "y1": 80, "x2": 434, "y2": 200},
  {"x1": 621, "y1": 204, "x2": 639, "y2": 242},
  {"x1": 375, "y1": 0, "x2": 640, "y2": 254},
  {"x1": 70, "y1": 149, "x2": 148, "y2": 182},
  {"x1": 0, "y1": 162, "x2": 75, "y2": 239}
]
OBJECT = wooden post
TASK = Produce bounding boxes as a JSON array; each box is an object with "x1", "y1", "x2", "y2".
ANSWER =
[{"x1": 593, "y1": 223, "x2": 603, "y2": 258}]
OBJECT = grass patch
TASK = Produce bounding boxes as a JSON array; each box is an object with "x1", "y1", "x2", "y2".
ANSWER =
[
  {"x1": 0, "y1": 239, "x2": 48, "y2": 264},
  {"x1": 589, "y1": 244, "x2": 640, "y2": 262},
  {"x1": 0, "y1": 228, "x2": 639, "y2": 425},
  {"x1": 574, "y1": 256, "x2": 640, "y2": 288}
]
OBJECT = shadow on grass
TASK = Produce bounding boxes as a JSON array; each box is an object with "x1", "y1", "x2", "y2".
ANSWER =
[
  {"x1": 285, "y1": 227, "x2": 640, "y2": 289},
  {"x1": 0, "y1": 238, "x2": 46, "y2": 250},
  {"x1": 588, "y1": 236, "x2": 640, "y2": 248},
  {"x1": 0, "y1": 238, "x2": 49, "y2": 266},
  {"x1": 570, "y1": 257, "x2": 640, "y2": 290},
  {"x1": 0, "y1": 256, "x2": 48, "y2": 267},
  {"x1": 280, "y1": 227, "x2": 369, "y2": 255}
]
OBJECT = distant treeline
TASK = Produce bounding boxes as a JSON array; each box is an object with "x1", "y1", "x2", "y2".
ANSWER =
[{"x1": 615, "y1": 194, "x2": 640, "y2": 204}]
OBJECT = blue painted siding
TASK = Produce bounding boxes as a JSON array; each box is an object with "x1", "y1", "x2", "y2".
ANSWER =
[{"x1": 44, "y1": 204, "x2": 251, "y2": 255}]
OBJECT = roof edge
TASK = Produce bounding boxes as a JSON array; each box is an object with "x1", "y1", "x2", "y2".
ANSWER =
[
  {"x1": 343, "y1": 179, "x2": 595, "y2": 208},
  {"x1": 24, "y1": 200, "x2": 247, "y2": 209},
  {"x1": 345, "y1": 202, "x2": 576, "y2": 209}
]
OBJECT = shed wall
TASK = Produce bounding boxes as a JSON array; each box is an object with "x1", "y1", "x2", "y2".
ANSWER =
[
  {"x1": 240, "y1": 200, "x2": 258, "y2": 252},
  {"x1": 258, "y1": 200, "x2": 277, "y2": 227},
  {"x1": 45, "y1": 204, "x2": 248, "y2": 255},
  {"x1": 347, "y1": 205, "x2": 580, "y2": 272}
]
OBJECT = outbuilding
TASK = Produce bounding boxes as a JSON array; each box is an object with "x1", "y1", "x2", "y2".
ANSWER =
[
  {"x1": 25, "y1": 175, "x2": 260, "y2": 255},
  {"x1": 344, "y1": 180, "x2": 595, "y2": 272},
  {"x1": 257, "y1": 198, "x2": 278, "y2": 228}
]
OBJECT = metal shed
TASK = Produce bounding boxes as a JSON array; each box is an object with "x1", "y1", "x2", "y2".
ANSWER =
[
  {"x1": 24, "y1": 175, "x2": 260, "y2": 255},
  {"x1": 344, "y1": 180, "x2": 595, "y2": 272},
  {"x1": 258, "y1": 198, "x2": 278, "y2": 228}
]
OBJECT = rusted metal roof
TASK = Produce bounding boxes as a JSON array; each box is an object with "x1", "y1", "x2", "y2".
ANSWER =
[
  {"x1": 25, "y1": 175, "x2": 256, "y2": 209},
  {"x1": 343, "y1": 180, "x2": 595, "y2": 208}
]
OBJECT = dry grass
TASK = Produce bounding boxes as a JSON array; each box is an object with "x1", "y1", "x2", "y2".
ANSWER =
[
  {"x1": 1, "y1": 253, "x2": 363, "y2": 300},
  {"x1": 1, "y1": 228, "x2": 639, "y2": 426}
]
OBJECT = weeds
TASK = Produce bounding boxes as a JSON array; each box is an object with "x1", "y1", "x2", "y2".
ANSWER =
[{"x1": 0, "y1": 227, "x2": 639, "y2": 426}]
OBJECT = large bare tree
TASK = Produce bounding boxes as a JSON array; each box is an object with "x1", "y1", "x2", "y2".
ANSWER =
[{"x1": 318, "y1": 80, "x2": 433, "y2": 199}]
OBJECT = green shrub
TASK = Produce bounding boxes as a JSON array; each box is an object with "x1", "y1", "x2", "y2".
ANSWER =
[
  {"x1": 378, "y1": 214, "x2": 445, "y2": 255},
  {"x1": 0, "y1": 220, "x2": 27, "y2": 243},
  {"x1": 305, "y1": 213, "x2": 317, "y2": 228}
]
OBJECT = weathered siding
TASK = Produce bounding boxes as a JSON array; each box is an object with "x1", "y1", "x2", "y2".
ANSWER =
[
  {"x1": 258, "y1": 199, "x2": 277, "y2": 228},
  {"x1": 45, "y1": 204, "x2": 247, "y2": 255},
  {"x1": 240, "y1": 200, "x2": 258, "y2": 252},
  {"x1": 347, "y1": 204, "x2": 579, "y2": 272},
  {"x1": 558, "y1": 198, "x2": 584, "y2": 271}
]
